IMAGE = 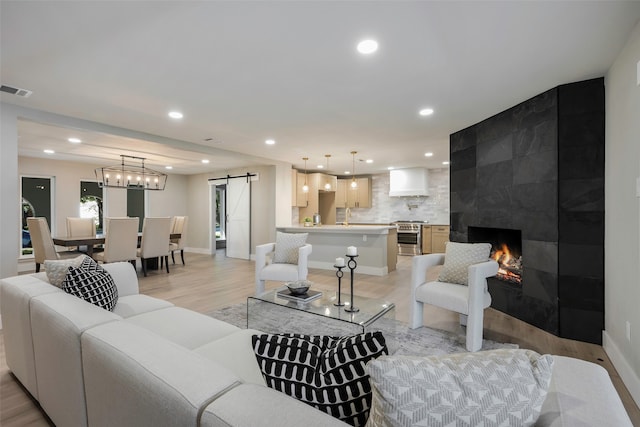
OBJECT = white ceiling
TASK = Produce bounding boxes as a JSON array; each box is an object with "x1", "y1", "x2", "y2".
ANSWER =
[{"x1": 2, "y1": 1, "x2": 639, "y2": 176}]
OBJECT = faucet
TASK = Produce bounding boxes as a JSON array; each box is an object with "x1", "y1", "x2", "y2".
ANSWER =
[{"x1": 345, "y1": 207, "x2": 351, "y2": 226}]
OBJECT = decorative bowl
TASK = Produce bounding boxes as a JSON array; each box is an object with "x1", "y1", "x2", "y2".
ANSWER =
[{"x1": 286, "y1": 280, "x2": 312, "y2": 295}]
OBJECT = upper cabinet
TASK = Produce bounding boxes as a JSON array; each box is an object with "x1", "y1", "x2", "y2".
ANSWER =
[
  {"x1": 292, "y1": 170, "x2": 309, "y2": 207},
  {"x1": 336, "y1": 179, "x2": 348, "y2": 208},
  {"x1": 339, "y1": 177, "x2": 372, "y2": 208}
]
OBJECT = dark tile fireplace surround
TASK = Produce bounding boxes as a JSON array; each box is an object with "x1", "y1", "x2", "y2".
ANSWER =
[{"x1": 450, "y1": 78, "x2": 605, "y2": 344}]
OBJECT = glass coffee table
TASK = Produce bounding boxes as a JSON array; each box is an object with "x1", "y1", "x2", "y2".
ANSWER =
[{"x1": 247, "y1": 287, "x2": 396, "y2": 339}]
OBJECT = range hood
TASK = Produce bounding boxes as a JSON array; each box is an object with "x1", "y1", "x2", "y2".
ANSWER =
[{"x1": 389, "y1": 168, "x2": 429, "y2": 197}]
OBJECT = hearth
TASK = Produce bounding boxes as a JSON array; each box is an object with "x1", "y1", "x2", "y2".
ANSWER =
[{"x1": 468, "y1": 226, "x2": 522, "y2": 285}]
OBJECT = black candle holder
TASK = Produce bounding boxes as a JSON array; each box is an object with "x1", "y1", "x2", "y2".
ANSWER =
[
  {"x1": 344, "y1": 255, "x2": 359, "y2": 313},
  {"x1": 333, "y1": 265, "x2": 345, "y2": 306}
]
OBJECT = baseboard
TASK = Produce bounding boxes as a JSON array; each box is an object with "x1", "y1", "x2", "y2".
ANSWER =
[
  {"x1": 603, "y1": 330, "x2": 640, "y2": 408},
  {"x1": 184, "y1": 247, "x2": 213, "y2": 255},
  {"x1": 307, "y1": 260, "x2": 387, "y2": 277}
]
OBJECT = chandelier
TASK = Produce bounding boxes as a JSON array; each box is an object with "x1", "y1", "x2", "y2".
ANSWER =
[{"x1": 95, "y1": 155, "x2": 168, "y2": 191}]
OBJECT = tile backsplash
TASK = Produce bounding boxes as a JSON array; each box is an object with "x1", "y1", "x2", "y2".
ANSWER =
[{"x1": 292, "y1": 168, "x2": 450, "y2": 225}]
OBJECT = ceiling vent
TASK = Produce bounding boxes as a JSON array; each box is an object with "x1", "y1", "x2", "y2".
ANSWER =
[{"x1": 0, "y1": 84, "x2": 33, "y2": 98}]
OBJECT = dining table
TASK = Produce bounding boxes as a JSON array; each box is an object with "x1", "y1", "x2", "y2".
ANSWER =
[{"x1": 53, "y1": 233, "x2": 181, "y2": 257}]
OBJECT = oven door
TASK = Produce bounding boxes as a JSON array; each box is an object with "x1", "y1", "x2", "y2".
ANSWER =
[{"x1": 397, "y1": 230, "x2": 421, "y2": 256}]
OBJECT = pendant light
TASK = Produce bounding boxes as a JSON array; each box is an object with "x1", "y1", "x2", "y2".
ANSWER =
[
  {"x1": 324, "y1": 154, "x2": 332, "y2": 191},
  {"x1": 350, "y1": 151, "x2": 358, "y2": 189},
  {"x1": 302, "y1": 157, "x2": 309, "y2": 193}
]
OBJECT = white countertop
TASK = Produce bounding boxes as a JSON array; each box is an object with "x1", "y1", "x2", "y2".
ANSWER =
[{"x1": 278, "y1": 225, "x2": 396, "y2": 234}]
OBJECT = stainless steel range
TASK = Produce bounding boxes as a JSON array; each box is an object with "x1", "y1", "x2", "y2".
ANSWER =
[{"x1": 393, "y1": 220, "x2": 426, "y2": 256}]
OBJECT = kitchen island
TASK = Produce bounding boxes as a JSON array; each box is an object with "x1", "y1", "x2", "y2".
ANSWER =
[{"x1": 276, "y1": 225, "x2": 397, "y2": 276}]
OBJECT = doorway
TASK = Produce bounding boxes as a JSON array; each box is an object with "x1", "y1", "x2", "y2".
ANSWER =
[{"x1": 216, "y1": 185, "x2": 226, "y2": 249}]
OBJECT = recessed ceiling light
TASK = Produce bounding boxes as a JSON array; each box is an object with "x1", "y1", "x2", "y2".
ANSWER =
[
  {"x1": 357, "y1": 39, "x2": 378, "y2": 55},
  {"x1": 317, "y1": 165, "x2": 324, "y2": 169},
  {"x1": 165, "y1": 166, "x2": 173, "y2": 170},
  {"x1": 387, "y1": 166, "x2": 394, "y2": 170},
  {"x1": 201, "y1": 159, "x2": 210, "y2": 164},
  {"x1": 344, "y1": 171, "x2": 351, "y2": 175},
  {"x1": 424, "y1": 152, "x2": 433, "y2": 157},
  {"x1": 68, "y1": 137, "x2": 82, "y2": 143},
  {"x1": 265, "y1": 139, "x2": 275, "y2": 145},
  {"x1": 442, "y1": 161, "x2": 450, "y2": 165},
  {"x1": 43, "y1": 149, "x2": 54, "y2": 154},
  {"x1": 168, "y1": 111, "x2": 183, "y2": 119},
  {"x1": 419, "y1": 108, "x2": 434, "y2": 116},
  {"x1": 366, "y1": 159, "x2": 373, "y2": 163}
]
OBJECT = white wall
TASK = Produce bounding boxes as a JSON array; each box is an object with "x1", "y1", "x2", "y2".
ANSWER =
[
  {"x1": 187, "y1": 164, "x2": 286, "y2": 254},
  {"x1": 18, "y1": 156, "x2": 189, "y2": 234},
  {"x1": 0, "y1": 105, "x2": 19, "y2": 279},
  {"x1": 604, "y1": 20, "x2": 640, "y2": 406}
]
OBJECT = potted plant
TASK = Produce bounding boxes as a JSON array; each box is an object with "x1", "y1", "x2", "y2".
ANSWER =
[{"x1": 303, "y1": 217, "x2": 313, "y2": 227}]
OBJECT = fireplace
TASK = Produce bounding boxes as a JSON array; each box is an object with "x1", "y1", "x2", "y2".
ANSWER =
[{"x1": 468, "y1": 226, "x2": 522, "y2": 285}]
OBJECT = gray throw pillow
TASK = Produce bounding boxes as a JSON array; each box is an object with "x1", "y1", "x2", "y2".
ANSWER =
[
  {"x1": 273, "y1": 231, "x2": 308, "y2": 264},
  {"x1": 44, "y1": 255, "x2": 89, "y2": 287},
  {"x1": 366, "y1": 349, "x2": 554, "y2": 427},
  {"x1": 438, "y1": 241, "x2": 492, "y2": 285}
]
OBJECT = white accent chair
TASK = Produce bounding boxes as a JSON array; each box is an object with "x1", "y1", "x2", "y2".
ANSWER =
[
  {"x1": 409, "y1": 253, "x2": 499, "y2": 352},
  {"x1": 94, "y1": 217, "x2": 139, "y2": 267},
  {"x1": 66, "y1": 217, "x2": 95, "y2": 253},
  {"x1": 137, "y1": 217, "x2": 171, "y2": 277},
  {"x1": 255, "y1": 243, "x2": 312, "y2": 296},
  {"x1": 169, "y1": 216, "x2": 188, "y2": 265}
]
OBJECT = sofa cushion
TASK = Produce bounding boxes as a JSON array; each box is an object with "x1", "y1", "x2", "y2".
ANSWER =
[
  {"x1": 202, "y1": 383, "x2": 349, "y2": 427},
  {"x1": 44, "y1": 254, "x2": 87, "y2": 287},
  {"x1": 82, "y1": 321, "x2": 242, "y2": 427},
  {"x1": 252, "y1": 332, "x2": 388, "y2": 426},
  {"x1": 273, "y1": 231, "x2": 308, "y2": 264},
  {"x1": 365, "y1": 349, "x2": 554, "y2": 427},
  {"x1": 62, "y1": 258, "x2": 118, "y2": 311},
  {"x1": 112, "y1": 294, "x2": 174, "y2": 318},
  {"x1": 125, "y1": 306, "x2": 241, "y2": 350},
  {"x1": 194, "y1": 329, "x2": 266, "y2": 386},
  {"x1": 438, "y1": 242, "x2": 491, "y2": 285}
]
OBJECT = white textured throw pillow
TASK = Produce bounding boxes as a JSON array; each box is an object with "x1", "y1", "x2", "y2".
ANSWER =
[
  {"x1": 44, "y1": 255, "x2": 89, "y2": 287},
  {"x1": 366, "y1": 349, "x2": 554, "y2": 427},
  {"x1": 438, "y1": 241, "x2": 492, "y2": 285},
  {"x1": 273, "y1": 232, "x2": 308, "y2": 264}
]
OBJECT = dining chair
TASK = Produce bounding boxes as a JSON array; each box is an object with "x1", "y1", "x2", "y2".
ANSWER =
[
  {"x1": 169, "y1": 216, "x2": 188, "y2": 265},
  {"x1": 66, "y1": 217, "x2": 95, "y2": 253},
  {"x1": 137, "y1": 217, "x2": 171, "y2": 277},
  {"x1": 27, "y1": 217, "x2": 76, "y2": 272},
  {"x1": 93, "y1": 217, "x2": 139, "y2": 267}
]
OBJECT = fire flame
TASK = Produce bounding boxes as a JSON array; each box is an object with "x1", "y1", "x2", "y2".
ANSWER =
[{"x1": 491, "y1": 243, "x2": 522, "y2": 284}]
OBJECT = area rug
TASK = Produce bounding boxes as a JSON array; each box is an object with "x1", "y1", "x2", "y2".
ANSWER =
[{"x1": 208, "y1": 303, "x2": 517, "y2": 356}]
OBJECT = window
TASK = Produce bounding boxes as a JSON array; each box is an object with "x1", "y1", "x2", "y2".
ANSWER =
[
  {"x1": 80, "y1": 181, "x2": 103, "y2": 233},
  {"x1": 127, "y1": 188, "x2": 145, "y2": 232},
  {"x1": 21, "y1": 176, "x2": 53, "y2": 256}
]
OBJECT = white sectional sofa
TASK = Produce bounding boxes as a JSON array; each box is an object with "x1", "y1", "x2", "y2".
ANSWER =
[
  {"x1": 0, "y1": 262, "x2": 633, "y2": 427},
  {"x1": 0, "y1": 262, "x2": 345, "y2": 427}
]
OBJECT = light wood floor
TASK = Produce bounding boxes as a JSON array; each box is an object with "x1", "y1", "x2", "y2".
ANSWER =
[{"x1": 1, "y1": 251, "x2": 639, "y2": 426}]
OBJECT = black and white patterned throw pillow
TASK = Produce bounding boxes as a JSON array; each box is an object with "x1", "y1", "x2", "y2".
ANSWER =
[
  {"x1": 252, "y1": 332, "x2": 388, "y2": 426},
  {"x1": 62, "y1": 258, "x2": 118, "y2": 311}
]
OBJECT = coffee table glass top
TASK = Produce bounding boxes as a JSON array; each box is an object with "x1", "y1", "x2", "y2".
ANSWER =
[{"x1": 248, "y1": 286, "x2": 395, "y2": 329}]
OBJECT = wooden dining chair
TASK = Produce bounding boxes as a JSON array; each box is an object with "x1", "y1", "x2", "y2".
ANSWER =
[
  {"x1": 137, "y1": 217, "x2": 171, "y2": 276},
  {"x1": 94, "y1": 217, "x2": 139, "y2": 267},
  {"x1": 66, "y1": 217, "x2": 95, "y2": 253},
  {"x1": 169, "y1": 216, "x2": 188, "y2": 265}
]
